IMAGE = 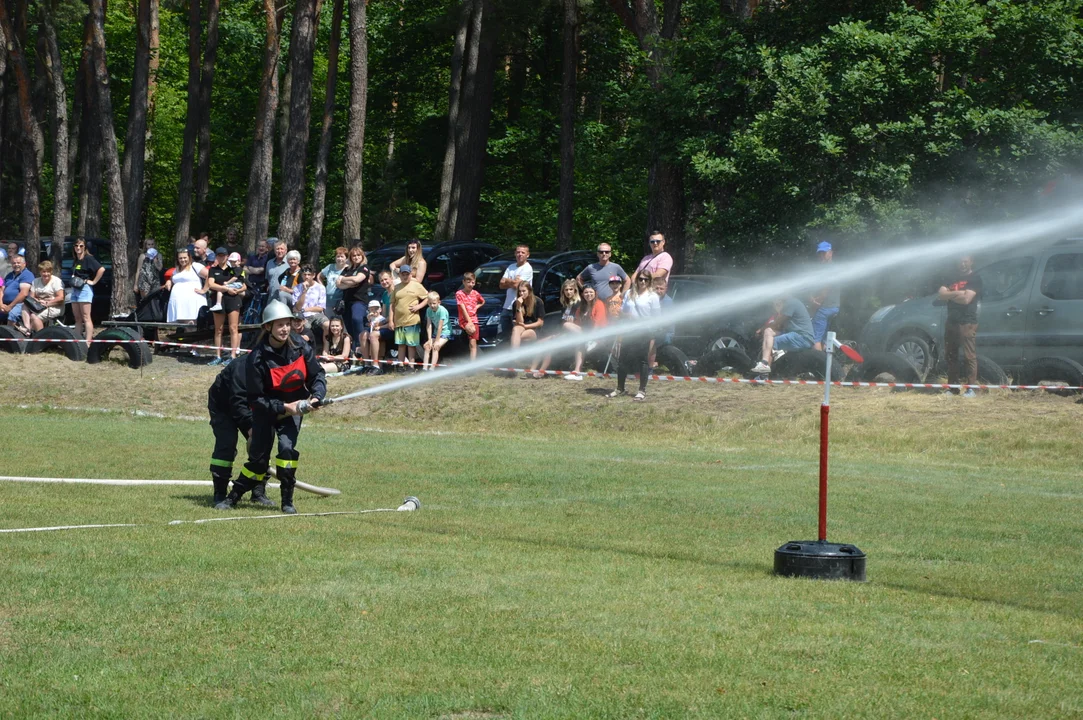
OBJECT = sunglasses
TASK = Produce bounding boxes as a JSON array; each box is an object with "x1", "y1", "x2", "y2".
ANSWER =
[
  {"x1": 597, "y1": 250, "x2": 611, "y2": 255},
  {"x1": 636, "y1": 277, "x2": 650, "y2": 283},
  {"x1": 649, "y1": 240, "x2": 662, "y2": 245}
]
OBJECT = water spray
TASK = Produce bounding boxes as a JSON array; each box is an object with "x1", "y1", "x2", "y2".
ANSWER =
[{"x1": 318, "y1": 201, "x2": 1083, "y2": 407}]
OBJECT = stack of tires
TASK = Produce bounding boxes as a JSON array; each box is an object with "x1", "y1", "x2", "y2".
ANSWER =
[{"x1": 5, "y1": 325, "x2": 152, "y2": 369}]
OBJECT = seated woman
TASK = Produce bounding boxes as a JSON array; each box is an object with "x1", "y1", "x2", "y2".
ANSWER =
[
  {"x1": 565, "y1": 284, "x2": 607, "y2": 381},
  {"x1": 21, "y1": 260, "x2": 65, "y2": 332},
  {"x1": 320, "y1": 316, "x2": 352, "y2": 374},
  {"x1": 510, "y1": 280, "x2": 546, "y2": 379}
]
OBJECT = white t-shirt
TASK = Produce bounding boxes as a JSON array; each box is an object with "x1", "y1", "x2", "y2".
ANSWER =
[
  {"x1": 502, "y1": 262, "x2": 533, "y2": 310},
  {"x1": 621, "y1": 289, "x2": 661, "y2": 319}
]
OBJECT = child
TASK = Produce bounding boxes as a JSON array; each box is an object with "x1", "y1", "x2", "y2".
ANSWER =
[
  {"x1": 423, "y1": 292, "x2": 452, "y2": 371},
  {"x1": 605, "y1": 276, "x2": 624, "y2": 318},
  {"x1": 376, "y1": 271, "x2": 395, "y2": 366},
  {"x1": 455, "y1": 271, "x2": 485, "y2": 360},
  {"x1": 321, "y1": 316, "x2": 352, "y2": 374},
  {"x1": 291, "y1": 313, "x2": 313, "y2": 345},
  {"x1": 390, "y1": 266, "x2": 429, "y2": 370},
  {"x1": 359, "y1": 300, "x2": 386, "y2": 375},
  {"x1": 566, "y1": 285, "x2": 607, "y2": 380}
]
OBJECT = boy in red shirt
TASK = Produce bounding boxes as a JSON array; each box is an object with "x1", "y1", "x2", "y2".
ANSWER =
[{"x1": 455, "y1": 271, "x2": 485, "y2": 360}]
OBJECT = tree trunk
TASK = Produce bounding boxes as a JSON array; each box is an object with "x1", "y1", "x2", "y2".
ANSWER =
[
  {"x1": 89, "y1": 0, "x2": 131, "y2": 314},
  {"x1": 276, "y1": 0, "x2": 319, "y2": 248},
  {"x1": 42, "y1": 9, "x2": 71, "y2": 247},
  {"x1": 86, "y1": 111, "x2": 103, "y2": 238},
  {"x1": 193, "y1": 0, "x2": 220, "y2": 231},
  {"x1": 449, "y1": 0, "x2": 496, "y2": 243},
  {"x1": 505, "y1": 48, "x2": 527, "y2": 124},
  {"x1": 242, "y1": 0, "x2": 281, "y2": 254},
  {"x1": 122, "y1": 0, "x2": 152, "y2": 273},
  {"x1": 173, "y1": 0, "x2": 201, "y2": 249},
  {"x1": 277, "y1": 52, "x2": 292, "y2": 178},
  {"x1": 556, "y1": 0, "x2": 578, "y2": 251},
  {"x1": 67, "y1": 15, "x2": 90, "y2": 254},
  {"x1": 308, "y1": 0, "x2": 343, "y2": 265},
  {"x1": 0, "y1": 0, "x2": 44, "y2": 269},
  {"x1": 433, "y1": 0, "x2": 472, "y2": 242},
  {"x1": 340, "y1": 0, "x2": 368, "y2": 243},
  {"x1": 447, "y1": 0, "x2": 485, "y2": 240}
]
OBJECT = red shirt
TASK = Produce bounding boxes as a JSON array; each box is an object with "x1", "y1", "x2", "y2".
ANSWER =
[{"x1": 455, "y1": 289, "x2": 484, "y2": 324}]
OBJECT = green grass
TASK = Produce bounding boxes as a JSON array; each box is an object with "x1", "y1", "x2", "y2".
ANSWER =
[{"x1": 2, "y1": 387, "x2": 1082, "y2": 718}]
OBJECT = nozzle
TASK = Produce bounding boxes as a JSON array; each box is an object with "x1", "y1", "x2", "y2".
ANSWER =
[{"x1": 397, "y1": 496, "x2": 421, "y2": 512}]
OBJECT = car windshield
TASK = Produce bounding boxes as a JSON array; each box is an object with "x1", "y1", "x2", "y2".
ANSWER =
[{"x1": 475, "y1": 266, "x2": 507, "y2": 295}]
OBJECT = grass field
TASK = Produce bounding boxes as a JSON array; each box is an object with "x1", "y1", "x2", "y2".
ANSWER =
[{"x1": 1, "y1": 354, "x2": 1081, "y2": 718}]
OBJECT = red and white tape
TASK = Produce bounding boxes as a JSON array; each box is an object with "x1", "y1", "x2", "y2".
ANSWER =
[{"x1": 4, "y1": 336, "x2": 1080, "y2": 391}]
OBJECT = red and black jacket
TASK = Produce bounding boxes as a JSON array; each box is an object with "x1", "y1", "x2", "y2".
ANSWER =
[{"x1": 246, "y1": 334, "x2": 326, "y2": 419}]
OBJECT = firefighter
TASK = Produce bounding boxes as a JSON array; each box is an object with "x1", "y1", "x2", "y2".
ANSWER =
[
  {"x1": 206, "y1": 356, "x2": 277, "y2": 507},
  {"x1": 215, "y1": 300, "x2": 326, "y2": 514}
]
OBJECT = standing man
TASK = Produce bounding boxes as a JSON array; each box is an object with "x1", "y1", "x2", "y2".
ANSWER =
[
  {"x1": 938, "y1": 255, "x2": 982, "y2": 397},
  {"x1": 630, "y1": 231, "x2": 674, "y2": 287},
  {"x1": 192, "y1": 236, "x2": 211, "y2": 266},
  {"x1": 246, "y1": 238, "x2": 271, "y2": 293},
  {"x1": 265, "y1": 239, "x2": 289, "y2": 302},
  {"x1": 577, "y1": 243, "x2": 628, "y2": 300},
  {"x1": 498, "y1": 244, "x2": 533, "y2": 337},
  {"x1": 216, "y1": 300, "x2": 325, "y2": 514},
  {"x1": 810, "y1": 241, "x2": 841, "y2": 351},
  {"x1": 1, "y1": 254, "x2": 34, "y2": 326}
]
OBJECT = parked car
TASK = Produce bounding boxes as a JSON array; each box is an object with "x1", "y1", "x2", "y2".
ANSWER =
[
  {"x1": 364, "y1": 240, "x2": 501, "y2": 300},
  {"x1": 440, "y1": 249, "x2": 596, "y2": 352},
  {"x1": 860, "y1": 238, "x2": 1083, "y2": 382}
]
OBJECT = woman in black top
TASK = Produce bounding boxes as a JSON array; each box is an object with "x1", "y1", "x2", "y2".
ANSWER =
[
  {"x1": 204, "y1": 248, "x2": 247, "y2": 366},
  {"x1": 70, "y1": 238, "x2": 105, "y2": 343},
  {"x1": 335, "y1": 245, "x2": 372, "y2": 349},
  {"x1": 511, "y1": 280, "x2": 547, "y2": 378}
]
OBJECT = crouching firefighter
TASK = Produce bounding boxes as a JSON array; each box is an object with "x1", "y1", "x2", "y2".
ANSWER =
[
  {"x1": 215, "y1": 300, "x2": 326, "y2": 514},
  {"x1": 206, "y1": 357, "x2": 276, "y2": 507}
]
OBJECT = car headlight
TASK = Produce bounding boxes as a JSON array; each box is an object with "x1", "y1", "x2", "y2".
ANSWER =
[
  {"x1": 868, "y1": 305, "x2": 895, "y2": 323},
  {"x1": 485, "y1": 314, "x2": 501, "y2": 326}
]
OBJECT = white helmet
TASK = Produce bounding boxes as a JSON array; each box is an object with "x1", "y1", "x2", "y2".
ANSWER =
[{"x1": 262, "y1": 299, "x2": 294, "y2": 325}]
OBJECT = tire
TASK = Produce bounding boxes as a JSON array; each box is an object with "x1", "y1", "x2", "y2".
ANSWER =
[
  {"x1": 889, "y1": 333, "x2": 933, "y2": 379},
  {"x1": 1020, "y1": 356, "x2": 1083, "y2": 395},
  {"x1": 697, "y1": 346, "x2": 753, "y2": 376},
  {"x1": 0, "y1": 325, "x2": 27, "y2": 354},
  {"x1": 933, "y1": 354, "x2": 1010, "y2": 387},
  {"x1": 655, "y1": 345, "x2": 691, "y2": 377},
  {"x1": 25, "y1": 325, "x2": 89, "y2": 362},
  {"x1": 703, "y1": 331, "x2": 749, "y2": 356},
  {"x1": 86, "y1": 327, "x2": 153, "y2": 369},
  {"x1": 851, "y1": 352, "x2": 922, "y2": 384},
  {"x1": 771, "y1": 348, "x2": 844, "y2": 381}
]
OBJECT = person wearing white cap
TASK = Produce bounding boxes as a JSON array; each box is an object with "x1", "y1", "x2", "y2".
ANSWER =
[
  {"x1": 359, "y1": 299, "x2": 387, "y2": 374},
  {"x1": 810, "y1": 241, "x2": 840, "y2": 351}
]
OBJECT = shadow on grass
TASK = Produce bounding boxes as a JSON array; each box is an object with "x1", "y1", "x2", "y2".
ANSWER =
[
  {"x1": 395, "y1": 522, "x2": 775, "y2": 578},
  {"x1": 875, "y1": 577, "x2": 1077, "y2": 619},
  {"x1": 176, "y1": 492, "x2": 220, "y2": 507}
]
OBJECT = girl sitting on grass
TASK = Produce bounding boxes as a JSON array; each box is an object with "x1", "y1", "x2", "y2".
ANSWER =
[
  {"x1": 321, "y1": 317, "x2": 352, "y2": 374},
  {"x1": 510, "y1": 280, "x2": 546, "y2": 378}
]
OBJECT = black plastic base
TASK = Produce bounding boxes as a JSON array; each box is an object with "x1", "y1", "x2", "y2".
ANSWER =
[{"x1": 774, "y1": 540, "x2": 867, "y2": 582}]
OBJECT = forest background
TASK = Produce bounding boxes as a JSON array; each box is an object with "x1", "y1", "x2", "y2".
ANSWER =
[{"x1": 0, "y1": 0, "x2": 1081, "y2": 314}]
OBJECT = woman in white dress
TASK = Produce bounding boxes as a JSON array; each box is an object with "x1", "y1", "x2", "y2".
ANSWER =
[{"x1": 166, "y1": 248, "x2": 208, "y2": 323}]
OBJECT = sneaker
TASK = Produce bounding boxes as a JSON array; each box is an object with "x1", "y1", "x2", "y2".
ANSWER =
[
  {"x1": 369, "y1": 367, "x2": 383, "y2": 376},
  {"x1": 585, "y1": 341, "x2": 598, "y2": 353},
  {"x1": 208, "y1": 303, "x2": 223, "y2": 312},
  {"x1": 961, "y1": 389, "x2": 977, "y2": 398},
  {"x1": 751, "y1": 361, "x2": 771, "y2": 374},
  {"x1": 606, "y1": 389, "x2": 626, "y2": 398},
  {"x1": 208, "y1": 356, "x2": 223, "y2": 366},
  {"x1": 221, "y1": 357, "x2": 233, "y2": 367},
  {"x1": 564, "y1": 373, "x2": 583, "y2": 381},
  {"x1": 632, "y1": 391, "x2": 646, "y2": 401},
  {"x1": 771, "y1": 349, "x2": 786, "y2": 362}
]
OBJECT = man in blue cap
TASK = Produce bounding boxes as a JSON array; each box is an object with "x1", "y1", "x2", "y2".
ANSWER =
[{"x1": 810, "y1": 241, "x2": 840, "y2": 351}]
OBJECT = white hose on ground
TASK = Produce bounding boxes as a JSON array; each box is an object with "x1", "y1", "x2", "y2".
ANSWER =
[{"x1": 0, "y1": 475, "x2": 342, "y2": 497}]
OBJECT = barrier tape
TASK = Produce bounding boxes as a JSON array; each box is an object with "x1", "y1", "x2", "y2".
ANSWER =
[{"x1": 4, "y1": 336, "x2": 1081, "y2": 392}]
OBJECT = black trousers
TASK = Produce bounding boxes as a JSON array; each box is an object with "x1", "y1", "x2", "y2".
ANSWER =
[
  {"x1": 208, "y1": 407, "x2": 241, "y2": 478},
  {"x1": 241, "y1": 413, "x2": 302, "y2": 488},
  {"x1": 617, "y1": 339, "x2": 651, "y2": 393}
]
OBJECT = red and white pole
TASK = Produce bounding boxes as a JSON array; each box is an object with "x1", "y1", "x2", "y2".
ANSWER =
[{"x1": 819, "y1": 331, "x2": 835, "y2": 543}]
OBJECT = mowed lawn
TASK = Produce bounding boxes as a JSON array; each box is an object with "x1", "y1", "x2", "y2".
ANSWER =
[{"x1": 1, "y1": 355, "x2": 1081, "y2": 718}]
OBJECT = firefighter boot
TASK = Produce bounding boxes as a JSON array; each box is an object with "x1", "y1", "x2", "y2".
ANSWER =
[
  {"x1": 210, "y1": 470, "x2": 231, "y2": 505},
  {"x1": 250, "y1": 478, "x2": 276, "y2": 507},
  {"x1": 215, "y1": 473, "x2": 257, "y2": 510}
]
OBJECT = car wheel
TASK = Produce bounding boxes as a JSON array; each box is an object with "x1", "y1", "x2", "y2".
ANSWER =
[
  {"x1": 932, "y1": 354, "x2": 1010, "y2": 387},
  {"x1": 705, "y1": 332, "x2": 747, "y2": 355},
  {"x1": 1020, "y1": 356, "x2": 1083, "y2": 395},
  {"x1": 890, "y1": 334, "x2": 932, "y2": 378},
  {"x1": 697, "y1": 346, "x2": 753, "y2": 376}
]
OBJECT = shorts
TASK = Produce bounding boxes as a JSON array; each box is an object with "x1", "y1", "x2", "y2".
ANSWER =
[
  {"x1": 71, "y1": 284, "x2": 93, "y2": 304},
  {"x1": 811, "y1": 306, "x2": 840, "y2": 343},
  {"x1": 394, "y1": 325, "x2": 421, "y2": 347},
  {"x1": 6, "y1": 303, "x2": 23, "y2": 320},
  {"x1": 216, "y1": 294, "x2": 244, "y2": 313},
  {"x1": 460, "y1": 314, "x2": 480, "y2": 340},
  {"x1": 774, "y1": 331, "x2": 813, "y2": 352}
]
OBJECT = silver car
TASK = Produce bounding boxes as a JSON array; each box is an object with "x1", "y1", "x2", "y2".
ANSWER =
[{"x1": 860, "y1": 239, "x2": 1083, "y2": 381}]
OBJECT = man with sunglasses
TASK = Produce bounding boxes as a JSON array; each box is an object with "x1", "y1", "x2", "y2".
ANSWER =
[
  {"x1": 576, "y1": 243, "x2": 628, "y2": 300},
  {"x1": 630, "y1": 231, "x2": 674, "y2": 288}
]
